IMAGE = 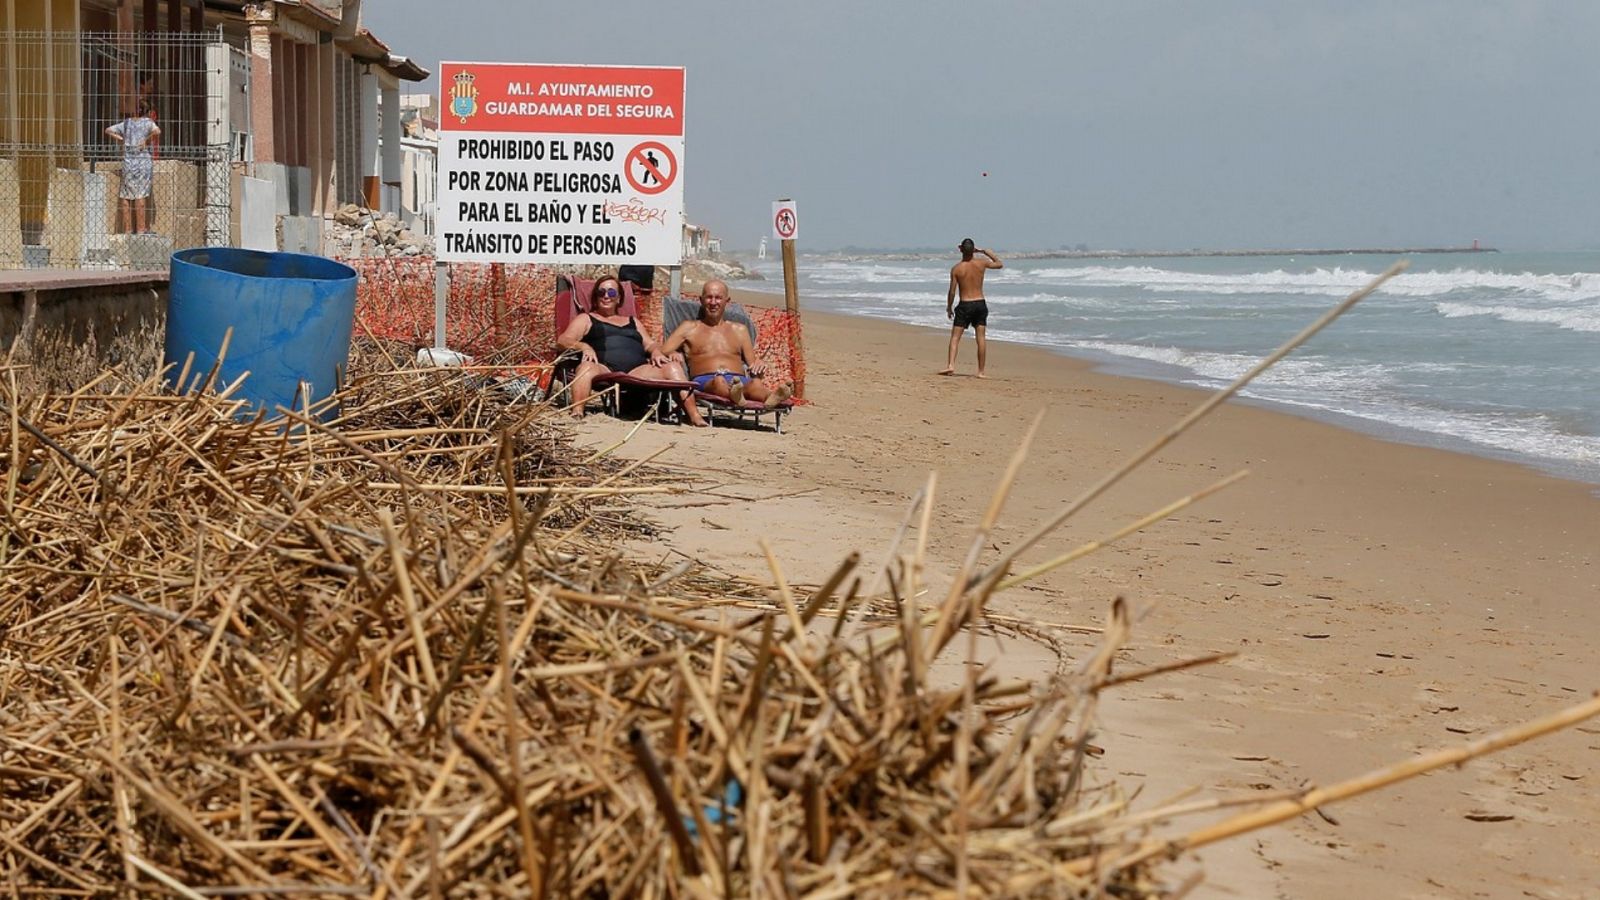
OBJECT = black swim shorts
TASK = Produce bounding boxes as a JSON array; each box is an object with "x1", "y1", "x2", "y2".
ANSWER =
[{"x1": 952, "y1": 299, "x2": 988, "y2": 330}]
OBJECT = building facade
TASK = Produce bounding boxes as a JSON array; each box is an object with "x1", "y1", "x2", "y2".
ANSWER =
[{"x1": 0, "y1": 0, "x2": 428, "y2": 269}]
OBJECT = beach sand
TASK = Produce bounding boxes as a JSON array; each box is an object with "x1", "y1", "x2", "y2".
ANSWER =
[{"x1": 572, "y1": 292, "x2": 1600, "y2": 898}]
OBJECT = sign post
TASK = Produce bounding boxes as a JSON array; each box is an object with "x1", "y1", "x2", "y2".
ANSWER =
[
  {"x1": 434, "y1": 261, "x2": 448, "y2": 349},
  {"x1": 772, "y1": 199, "x2": 803, "y2": 399},
  {"x1": 434, "y1": 61, "x2": 687, "y2": 344}
]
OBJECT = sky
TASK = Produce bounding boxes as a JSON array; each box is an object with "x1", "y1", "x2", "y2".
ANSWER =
[{"x1": 364, "y1": 1, "x2": 1600, "y2": 253}]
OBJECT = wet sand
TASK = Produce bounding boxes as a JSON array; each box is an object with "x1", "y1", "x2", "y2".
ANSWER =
[{"x1": 572, "y1": 294, "x2": 1600, "y2": 899}]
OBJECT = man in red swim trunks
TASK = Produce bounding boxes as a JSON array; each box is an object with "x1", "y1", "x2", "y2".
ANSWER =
[{"x1": 940, "y1": 238, "x2": 1003, "y2": 378}]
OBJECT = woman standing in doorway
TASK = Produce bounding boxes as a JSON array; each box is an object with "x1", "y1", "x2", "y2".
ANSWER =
[{"x1": 105, "y1": 101, "x2": 161, "y2": 234}]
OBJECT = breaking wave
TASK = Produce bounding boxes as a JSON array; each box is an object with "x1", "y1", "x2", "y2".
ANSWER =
[
  {"x1": 1027, "y1": 265, "x2": 1600, "y2": 301},
  {"x1": 1434, "y1": 301, "x2": 1600, "y2": 333}
]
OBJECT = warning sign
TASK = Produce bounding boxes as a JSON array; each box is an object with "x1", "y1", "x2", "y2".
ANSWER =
[
  {"x1": 625, "y1": 141, "x2": 676, "y2": 195},
  {"x1": 436, "y1": 62, "x2": 685, "y2": 265},
  {"x1": 772, "y1": 200, "x2": 798, "y2": 241}
]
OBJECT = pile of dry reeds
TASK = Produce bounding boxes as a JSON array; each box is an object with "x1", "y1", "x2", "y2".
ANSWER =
[
  {"x1": 0, "y1": 341, "x2": 1208, "y2": 897},
  {"x1": 3, "y1": 276, "x2": 1597, "y2": 898}
]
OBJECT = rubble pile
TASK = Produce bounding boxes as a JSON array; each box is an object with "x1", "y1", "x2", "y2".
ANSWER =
[
  {"x1": 685, "y1": 254, "x2": 762, "y2": 284},
  {"x1": 328, "y1": 203, "x2": 434, "y2": 258}
]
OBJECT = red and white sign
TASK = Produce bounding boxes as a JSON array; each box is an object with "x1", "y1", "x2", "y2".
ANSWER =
[
  {"x1": 436, "y1": 62, "x2": 685, "y2": 265},
  {"x1": 772, "y1": 200, "x2": 798, "y2": 241},
  {"x1": 624, "y1": 141, "x2": 677, "y2": 195}
]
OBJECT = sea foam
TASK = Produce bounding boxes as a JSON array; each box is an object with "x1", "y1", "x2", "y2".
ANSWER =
[
  {"x1": 1434, "y1": 301, "x2": 1600, "y2": 333},
  {"x1": 1026, "y1": 265, "x2": 1600, "y2": 301}
]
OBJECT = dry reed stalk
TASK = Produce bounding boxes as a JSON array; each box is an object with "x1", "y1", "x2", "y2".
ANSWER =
[
  {"x1": 4, "y1": 296, "x2": 1592, "y2": 899},
  {"x1": 999, "y1": 469, "x2": 1250, "y2": 590},
  {"x1": 924, "y1": 410, "x2": 1044, "y2": 660},
  {"x1": 627, "y1": 726, "x2": 702, "y2": 876},
  {"x1": 978, "y1": 261, "x2": 1408, "y2": 589}
]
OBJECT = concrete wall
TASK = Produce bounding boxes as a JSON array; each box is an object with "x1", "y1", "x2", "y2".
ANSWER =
[
  {"x1": 254, "y1": 161, "x2": 319, "y2": 253},
  {"x1": 0, "y1": 159, "x2": 21, "y2": 268},
  {"x1": 380, "y1": 183, "x2": 400, "y2": 218},
  {"x1": 256, "y1": 160, "x2": 313, "y2": 217},
  {"x1": 399, "y1": 139, "x2": 436, "y2": 235},
  {"x1": 2, "y1": 279, "x2": 168, "y2": 391},
  {"x1": 278, "y1": 215, "x2": 322, "y2": 255},
  {"x1": 78, "y1": 159, "x2": 206, "y2": 252},
  {"x1": 45, "y1": 168, "x2": 113, "y2": 267},
  {"x1": 151, "y1": 161, "x2": 205, "y2": 249},
  {"x1": 236, "y1": 174, "x2": 277, "y2": 251}
]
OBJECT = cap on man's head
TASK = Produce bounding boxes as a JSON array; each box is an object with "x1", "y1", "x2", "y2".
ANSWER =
[{"x1": 960, "y1": 238, "x2": 976, "y2": 252}]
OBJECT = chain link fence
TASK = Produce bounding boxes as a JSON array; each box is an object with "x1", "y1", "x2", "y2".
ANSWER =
[{"x1": 0, "y1": 30, "x2": 243, "y2": 270}]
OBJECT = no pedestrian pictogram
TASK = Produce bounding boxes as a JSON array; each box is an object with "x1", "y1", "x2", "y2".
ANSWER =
[
  {"x1": 626, "y1": 141, "x2": 676, "y2": 195},
  {"x1": 774, "y1": 207, "x2": 796, "y2": 239}
]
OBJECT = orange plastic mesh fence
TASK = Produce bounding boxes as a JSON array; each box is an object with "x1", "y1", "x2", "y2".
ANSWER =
[
  {"x1": 746, "y1": 305, "x2": 807, "y2": 400},
  {"x1": 343, "y1": 257, "x2": 559, "y2": 367},
  {"x1": 345, "y1": 257, "x2": 805, "y2": 397}
]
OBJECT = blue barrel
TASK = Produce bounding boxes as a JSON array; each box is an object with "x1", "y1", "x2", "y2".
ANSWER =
[{"x1": 165, "y1": 248, "x2": 358, "y2": 418}]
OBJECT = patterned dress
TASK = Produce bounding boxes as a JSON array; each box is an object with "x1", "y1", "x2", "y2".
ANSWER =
[{"x1": 108, "y1": 116, "x2": 157, "y2": 200}]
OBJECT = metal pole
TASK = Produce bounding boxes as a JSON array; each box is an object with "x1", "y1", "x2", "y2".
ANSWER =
[
  {"x1": 433, "y1": 260, "x2": 448, "y2": 349},
  {"x1": 780, "y1": 237, "x2": 804, "y2": 399},
  {"x1": 204, "y1": 41, "x2": 229, "y2": 246}
]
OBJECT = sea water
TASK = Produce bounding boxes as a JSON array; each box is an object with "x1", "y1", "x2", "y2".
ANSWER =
[{"x1": 742, "y1": 251, "x2": 1600, "y2": 485}]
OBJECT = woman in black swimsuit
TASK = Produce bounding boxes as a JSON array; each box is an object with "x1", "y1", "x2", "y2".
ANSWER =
[{"x1": 556, "y1": 275, "x2": 706, "y2": 425}]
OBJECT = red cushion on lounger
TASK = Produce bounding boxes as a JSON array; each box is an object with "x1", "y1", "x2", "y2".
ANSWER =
[{"x1": 595, "y1": 372, "x2": 695, "y2": 391}]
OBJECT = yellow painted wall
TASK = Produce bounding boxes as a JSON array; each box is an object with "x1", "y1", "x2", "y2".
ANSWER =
[
  {"x1": 1, "y1": 1, "x2": 16, "y2": 145},
  {"x1": 53, "y1": 0, "x2": 81, "y2": 157},
  {"x1": 7, "y1": 0, "x2": 82, "y2": 244},
  {"x1": 13, "y1": 0, "x2": 51, "y2": 236}
]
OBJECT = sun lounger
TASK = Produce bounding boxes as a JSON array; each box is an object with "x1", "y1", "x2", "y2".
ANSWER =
[
  {"x1": 661, "y1": 293, "x2": 797, "y2": 431},
  {"x1": 552, "y1": 276, "x2": 696, "y2": 420},
  {"x1": 692, "y1": 389, "x2": 796, "y2": 433}
]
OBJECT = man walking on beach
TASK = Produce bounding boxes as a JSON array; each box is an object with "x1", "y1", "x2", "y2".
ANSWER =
[
  {"x1": 663, "y1": 280, "x2": 794, "y2": 409},
  {"x1": 940, "y1": 238, "x2": 1003, "y2": 377}
]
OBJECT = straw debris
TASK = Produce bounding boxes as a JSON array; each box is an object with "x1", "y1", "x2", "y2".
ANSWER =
[
  {"x1": 0, "y1": 343, "x2": 1179, "y2": 897},
  {"x1": 3, "y1": 304, "x2": 1596, "y2": 898}
]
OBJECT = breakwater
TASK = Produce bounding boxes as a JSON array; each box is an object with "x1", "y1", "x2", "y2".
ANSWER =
[
  {"x1": 1010, "y1": 246, "x2": 1498, "y2": 260},
  {"x1": 845, "y1": 246, "x2": 1498, "y2": 262}
]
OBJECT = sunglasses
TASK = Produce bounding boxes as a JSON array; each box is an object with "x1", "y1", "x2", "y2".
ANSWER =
[{"x1": 598, "y1": 288, "x2": 620, "y2": 299}]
